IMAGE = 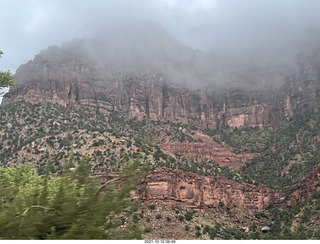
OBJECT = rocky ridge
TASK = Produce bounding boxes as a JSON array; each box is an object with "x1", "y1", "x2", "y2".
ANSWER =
[{"x1": 132, "y1": 167, "x2": 283, "y2": 209}]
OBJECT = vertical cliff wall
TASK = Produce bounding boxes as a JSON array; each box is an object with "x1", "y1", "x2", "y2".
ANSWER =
[
  {"x1": 2, "y1": 53, "x2": 277, "y2": 129},
  {"x1": 3, "y1": 44, "x2": 320, "y2": 129}
]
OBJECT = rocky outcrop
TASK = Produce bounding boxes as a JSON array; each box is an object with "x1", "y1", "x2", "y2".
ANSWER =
[
  {"x1": 286, "y1": 165, "x2": 320, "y2": 206},
  {"x1": 158, "y1": 130, "x2": 257, "y2": 169},
  {"x1": 133, "y1": 167, "x2": 283, "y2": 209},
  {"x1": 132, "y1": 166, "x2": 320, "y2": 210},
  {"x1": 159, "y1": 141, "x2": 257, "y2": 170}
]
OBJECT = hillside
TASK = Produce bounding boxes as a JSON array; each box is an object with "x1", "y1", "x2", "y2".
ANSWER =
[
  {"x1": 0, "y1": 99, "x2": 319, "y2": 239},
  {"x1": 1, "y1": 33, "x2": 320, "y2": 239}
]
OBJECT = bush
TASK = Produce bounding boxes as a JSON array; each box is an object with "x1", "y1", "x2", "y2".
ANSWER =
[
  {"x1": 255, "y1": 212, "x2": 268, "y2": 220},
  {"x1": 156, "y1": 214, "x2": 162, "y2": 219},
  {"x1": 178, "y1": 215, "x2": 185, "y2": 221},
  {"x1": 149, "y1": 204, "x2": 156, "y2": 210},
  {"x1": 184, "y1": 211, "x2": 193, "y2": 221},
  {"x1": 218, "y1": 201, "x2": 225, "y2": 208},
  {"x1": 144, "y1": 227, "x2": 152, "y2": 233}
]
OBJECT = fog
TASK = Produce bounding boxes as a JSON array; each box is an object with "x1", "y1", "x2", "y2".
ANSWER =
[{"x1": 1, "y1": 0, "x2": 320, "y2": 88}]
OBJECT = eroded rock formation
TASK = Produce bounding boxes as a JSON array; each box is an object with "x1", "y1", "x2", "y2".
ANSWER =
[
  {"x1": 132, "y1": 166, "x2": 320, "y2": 210},
  {"x1": 132, "y1": 167, "x2": 283, "y2": 209}
]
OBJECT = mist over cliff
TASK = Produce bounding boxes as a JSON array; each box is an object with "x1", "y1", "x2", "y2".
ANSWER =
[{"x1": 28, "y1": 20, "x2": 320, "y2": 91}]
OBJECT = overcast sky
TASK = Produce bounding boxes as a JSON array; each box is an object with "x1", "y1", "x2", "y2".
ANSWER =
[{"x1": 1, "y1": 0, "x2": 320, "y2": 73}]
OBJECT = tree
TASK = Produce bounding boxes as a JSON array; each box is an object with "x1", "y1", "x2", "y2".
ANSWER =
[
  {"x1": 0, "y1": 51, "x2": 14, "y2": 95},
  {"x1": 0, "y1": 159, "x2": 150, "y2": 239}
]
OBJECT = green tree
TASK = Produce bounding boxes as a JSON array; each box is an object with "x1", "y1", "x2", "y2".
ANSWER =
[
  {"x1": 0, "y1": 51, "x2": 14, "y2": 95},
  {"x1": 0, "y1": 159, "x2": 149, "y2": 240}
]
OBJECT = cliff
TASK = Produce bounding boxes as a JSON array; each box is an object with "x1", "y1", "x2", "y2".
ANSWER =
[
  {"x1": 132, "y1": 167, "x2": 283, "y2": 209},
  {"x1": 5, "y1": 43, "x2": 320, "y2": 130},
  {"x1": 3, "y1": 34, "x2": 320, "y2": 130},
  {"x1": 2, "y1": 52, "x2": 276, "y2": 129},
  {"x1": 133, "y1": 166, "x2": 320, "y2": 210}
]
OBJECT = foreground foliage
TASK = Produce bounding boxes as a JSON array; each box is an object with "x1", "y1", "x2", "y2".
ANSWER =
[{"x1": 0, "y1": 159, "x2": 149, "y2": 239}]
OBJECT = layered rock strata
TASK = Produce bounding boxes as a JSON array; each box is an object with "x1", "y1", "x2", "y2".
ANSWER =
[
  {"x1": 133, "y1": 167, "x2": 283, "y2": 209},
  {"x1": 0, "y1": 47, "x2": 278, "y2": 129},
  {"x1": 4, "y1": 42, "x2": 320, "y2": 130}
]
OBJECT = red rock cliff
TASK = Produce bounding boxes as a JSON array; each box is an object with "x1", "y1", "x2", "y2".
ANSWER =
[
  {"x1": 4, "y1": 43, "x2": 320, "y2": 129},
  {"x1": 3, "y1": 47, "x2": 275, "y2": 129},
  {"x1": 133, "y1": 167, "x2": 283, "y2": 209}
]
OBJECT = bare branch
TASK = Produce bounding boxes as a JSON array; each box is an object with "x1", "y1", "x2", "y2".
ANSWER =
[
  {"x1": 96, "y1": 176, "x2": 126, "y2": 195},
  {"x1": 21, "y1": 205, "x2": 54, "y2": 216}
]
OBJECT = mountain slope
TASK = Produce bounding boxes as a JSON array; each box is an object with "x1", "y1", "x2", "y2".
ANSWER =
[{"x1": 1, "y1": 29, "x2": 320, "y2": 239}]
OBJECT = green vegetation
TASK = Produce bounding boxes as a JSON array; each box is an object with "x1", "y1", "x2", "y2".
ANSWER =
[
  {"x1": 204, "y1": 114, "x2": 320, "y2": 191},
  {"x1": 0, "y1": 101, "x2": 243, "y2": 182},
  {"x1": 1, "y1": 100, "x2": 320, "y2": 240},
  {"x1": 0, "y1": 51, "x2": 14, "y2": 95},
  {"x1": 0, "y1": 159, "x2": 150, "y2": 239},
  {"x1": 0, "y1": 101, "x2": 149, "y2": 174},
  {"x1": 184, "y1": 211, "x2": 194, "y2": 221},
  {"x1": 204, "y1": 126, "x2": 273, "y2": 153},
  {"x1": 200, "y1": 192, "x2": 320, "y2": 240},
  {"x1": 148, "y1": 204, "x2": 156, "y2": 210}
]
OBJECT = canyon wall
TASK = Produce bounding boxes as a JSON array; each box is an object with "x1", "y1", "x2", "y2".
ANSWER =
[
  {"x1": 133, "y1": 166, "x2": 320, "y2": 209},
  {"x1": 133, "y1": 167, "x2": 283, "y2": 209},
  {"x1": 0, "y1": 47, "x2": 285, "y2": 129},
  {"x1": 3, "y1": 44, "x2": 320, "y2": 129}
]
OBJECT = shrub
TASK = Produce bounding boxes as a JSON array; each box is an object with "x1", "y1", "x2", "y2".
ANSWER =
[
  {"x1": 218, "y1": 201, "x2": 225, "y2": 208},
  {"x1": 184, "y1": 211, "x2": 193, "y2": 221},
  {"x1": 178, "y1": 215, "x2": 185, "y2": 221},
  {"x1": 144, "y1": 227, "x2": 152, "y2": 233},
  {"x1": 149, "y1": 204, "x2": 156, "y2": 210}
]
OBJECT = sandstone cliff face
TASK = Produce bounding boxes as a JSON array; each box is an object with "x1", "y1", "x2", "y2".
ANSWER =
[
  {"x1": 133, "y1": 167, "x2": 283, "y2": 209},
  {"x1": 5, "y1": 55, "x2": 218, "y2": 128},
  {"x1": 134, "y1": 166, "x2": 320, "y2": 209},
  {"x1": 282, "y1": 52, "x2": 320, "y2": 119},
  {"x1": 4, "y1": 44, "x2": 320, "y2": 129},
  {"x1": 3, "y1": 46, "x2": 277, "y2": 129}
]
